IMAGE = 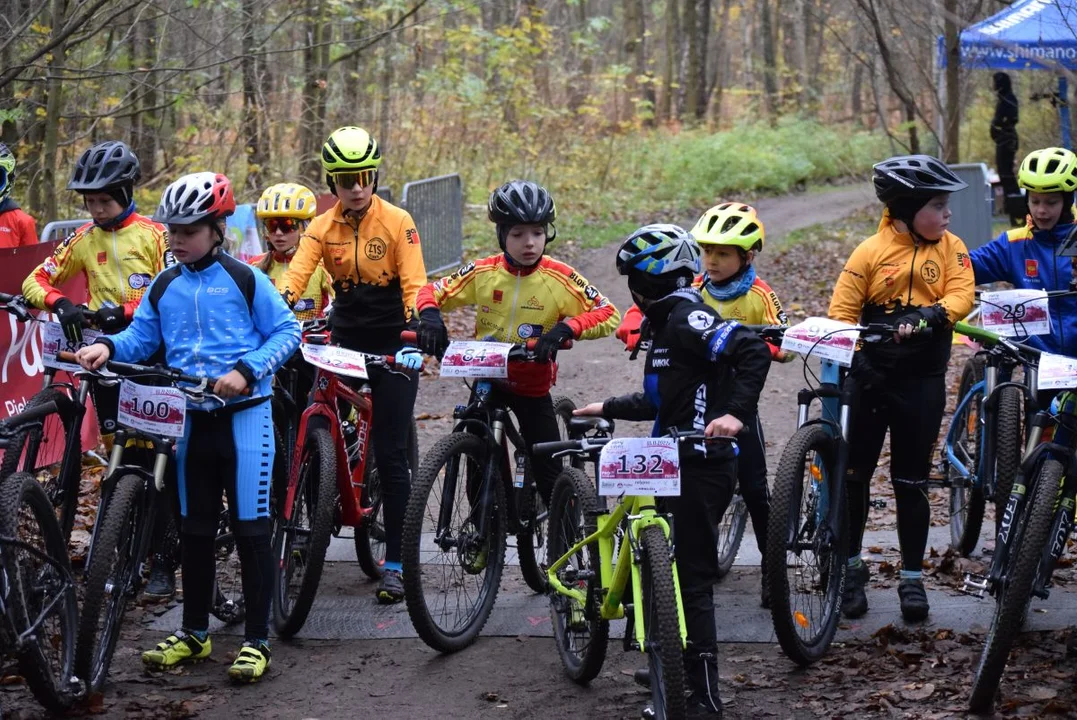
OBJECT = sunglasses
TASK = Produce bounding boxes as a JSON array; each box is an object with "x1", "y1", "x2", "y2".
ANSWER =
[
  {"x1": 265, "y1": 217, "x2": 301, "y2": 234},
  {"x1": 331, "y1": 169, "x2": 377, "y2": 190}
]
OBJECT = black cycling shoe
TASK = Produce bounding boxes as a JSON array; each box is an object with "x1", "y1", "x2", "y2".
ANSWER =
[
  {"x1": 376, "y1": 569, "x2": 405, "y2": 605},
  {"x1": 144, "y1": 566, "x2": 176, "y2": 599},
  {"x1": 686, "y1": 692, "x2": 723, "y2": 718},
  {"x1": 841, "y1": 562, "x2": 869, "y2": 619},
  {"x1": 898, "y1": 578, "x2": 929, "y2": 622}
]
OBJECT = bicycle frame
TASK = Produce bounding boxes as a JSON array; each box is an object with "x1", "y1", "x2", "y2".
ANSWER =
[
  {"x1": 284, "y1": 366, "x2": 374, "y2": 528},
  {"x1": 792, "y1": 359, "x2": 849, "y2": 545},
  {"x1": 545, "y1": 493, "x2": 688, "y2": 653}
]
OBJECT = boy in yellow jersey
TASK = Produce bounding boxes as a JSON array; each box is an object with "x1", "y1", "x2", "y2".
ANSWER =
[
  {"x1": 22, "y1": 140, "x2": 179, "y2": 597},
  {"x1": 250, "y1": 183, "x2": 333, "y2": 322},
  {"x1": 617, "y1": 203, "x2": 789, "y2": 607},
  {"x1": 414, "y1": 180, "x2": 620, "y2": 503}
]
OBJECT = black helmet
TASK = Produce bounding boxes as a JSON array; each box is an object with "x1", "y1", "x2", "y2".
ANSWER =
[
  {"x1": 872, "y1": 155, "x2": 967, "y2": 204},
  {"x1": 488, "y1": 180, "x2": 556, "y2": 232},
  {"x1": 68, "y1": 141, "x2": 141, "y2": 193}
]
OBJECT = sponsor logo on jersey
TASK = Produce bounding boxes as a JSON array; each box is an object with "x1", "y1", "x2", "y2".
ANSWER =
[
  {"x1": 920, "y1": 260, "x2": 941, "y2": 284},
  {"x1": 583, "y1": 285, "x2": 599, "y2": 301},
  {"x1": 481, "y1": 305, "x2": 490, "y2": 313},
  {"x1": 523, "y1": 296, "x2": 544, "y2": 311},
  {"x1": 127, "y1": 273, "x2": 152, "y2": 289},
  {"x1": 492, "y1": 289, "x2": 503, "y2": 302},
  {"x1": 206, "y1": 286, "x2": 229, "y2": 295},
  {"x1": 1026, "y1": 259, "x2": 1039, "y2": 278},
  {"x1": 405, "y1": 228, "x2": 420, "y2": 245},
  {"x1": 365, "y1": 237, "x2": 387, "y2": 260},
  {"x1": 687, "y1": 310, "x2": 715, "y2": 331},
  {"x1": 295, "y1": 298, "x2": 315, "y2": 311},
  {"x1": 517, "y1": 323, "x2": 543, "y2": 339},
  {"x1": 97, "y1": 251, "x2": 107, "y2": 264}
]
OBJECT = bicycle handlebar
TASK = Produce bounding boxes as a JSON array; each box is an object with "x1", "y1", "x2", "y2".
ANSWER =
[
  {"x1": 532, "y1": 428, "x2": 738, "y2": 458},
  {"x1": 55, "y1": 351, "x2": 249, "y2": 396},
  {"x1": 399, "y1": 330, "x2": 573, "y2": 355}
]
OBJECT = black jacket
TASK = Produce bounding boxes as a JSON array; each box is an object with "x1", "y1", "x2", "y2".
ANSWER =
[{"x1": 602, "y1": 289, "x2": 771, "y2": 459}]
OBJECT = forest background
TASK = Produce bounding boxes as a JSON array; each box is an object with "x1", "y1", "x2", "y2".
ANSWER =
[{"x1": 0, "y1": 0, "x2": 1071, "y2": 249}]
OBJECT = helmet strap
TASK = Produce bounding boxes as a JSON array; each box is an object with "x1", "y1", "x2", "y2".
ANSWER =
[{"x1": 93, "y1": 198, "x2": 137, "y2": 230}]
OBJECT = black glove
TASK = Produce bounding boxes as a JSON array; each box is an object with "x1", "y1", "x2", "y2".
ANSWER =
[
  {"x1": 92, "y1": 305, "x2": 128, "y2": 333},
  {"x1": 533, "y1": 322, "x2": 576, "y2": 363},
  {"x1": 850, "y1": 352, "x2": 885, "y2": 391},
  {"x1": 52, "y1": 297, "x2": 86, "y2": 345},
  {"x1": 417, "y1": 308, "x2": 449, "y2": 357}
]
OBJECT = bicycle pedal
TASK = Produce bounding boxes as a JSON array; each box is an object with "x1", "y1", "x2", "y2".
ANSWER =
[
  {"x1": 962, "y1": 572, "x2": 989, "y2": 598},
  {"x1": 869, "y1": 499, "x2": 887, "y2": 510}
]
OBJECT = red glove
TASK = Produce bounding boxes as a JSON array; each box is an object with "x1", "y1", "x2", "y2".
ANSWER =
[{"x1": 616, "y1": 304, "x2": 644, "y2": 352}]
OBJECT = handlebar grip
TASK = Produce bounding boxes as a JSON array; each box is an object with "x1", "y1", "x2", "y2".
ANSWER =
[
  {"x1": 401, "y1": 330, "x2": 417, "y2": 344},
  {"x1": 523, "y1": 338, "x2": 574, "y2": 351},
  {"x1": 0, "y1": 292, "x2": 15, "y2": 303},
  {"x1": 56, "y1": 351, "x2": 78, "y2": 364},
  {"x1": 532, "y1": 439, "x2": 582, "y2": 456}
]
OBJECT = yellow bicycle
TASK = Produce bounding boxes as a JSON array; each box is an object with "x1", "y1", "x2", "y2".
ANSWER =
[{"x1": 534, "y1": 419, "x2": 735, "y2": 720}]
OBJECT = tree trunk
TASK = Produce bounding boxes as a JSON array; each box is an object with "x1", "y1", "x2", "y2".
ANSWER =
[
  {"x1": 660, "y1": 0, "x2": 678, "y2": 122},
  {"x1": 0, "y1": 30, "x2": 16, "y2": 145},
  {"x1": 685, "y1": 0, "x2": 710, "y2": 121},
  {"x1": 131, "y1": 13, "x2": 159, "y2": 179},
  {"x1": 624, "y1": 0, "x2": 654, "y2": 125},
  {"x1": 378, "y1": 23, "x2": 393, "y2": 171},
  {"x1": 567, "y1": 0, "x2": 591, "y2": 113},
  {"x1": 943, "y1": 0, "x2": 961, "y2": 162},
  {"x1": 760, "y1": 0, "x2": 779, "y2": 116},
  {"x1": 298, "y1": 0, "x2": 328, "y2": 188},
  {"x1": 241, "y1": 0, "x2": 268, "y2": 193},
  {"x1": 706, "y1": 0, "x2": 732, "y2": 126},
  {"x1": 793, "y1": 0, "x2": 809, "y2": 111},
  {"x1": 40, "y1": 0, "x2": 66, "y2": 223}
]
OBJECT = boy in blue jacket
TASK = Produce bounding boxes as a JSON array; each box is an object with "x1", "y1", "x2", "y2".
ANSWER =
[
  {"x1": 972, "y1": 147, "x2": 1077, "y2": 356},
  {"x1": 76, "y1": 172, "x2": 300, "y2": 683}
]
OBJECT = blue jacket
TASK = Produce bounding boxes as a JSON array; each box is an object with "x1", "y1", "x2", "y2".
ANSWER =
[
  {"x1": 102, "y1": 251, "x2": 301, "y2": 407},
  {"x1": 971, "y1": 223, "x2": 1077, "y2": 356}
]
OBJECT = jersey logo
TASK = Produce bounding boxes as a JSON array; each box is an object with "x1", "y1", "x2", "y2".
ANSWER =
[
  {"x1": 687, "y1": 310, "x2": 715, "y2": 331},
  {"x1": 405, "y1": 228, "x2": 420, "y2": 245},
  {"x1": 517, "y1": 323, "x2": 543, "y2": 339},
  {"x1": 206, "y1": 286, "x2": 230, "y2": 295},
  {"x1": 127, "y1": 273, "x2": 152, "y2": 289},
  {"x1": 584, "y1": 285, "x2": 599, "y2": 301},
  {"x1": 1026, "y1": 259, "x2": 1039, "y2": 278},
  {"x1": 97, "y1": 251, "x2": 107, "y2": 264},
  {"x1": 294, "y1": 298, "x2": 315, "y2": 311},
  {"x1": 493, "y1": 289, "x2": 503, "y2": 302},
  {"x1": 920, "y1": 260, "x2": 941, "y2": 284},
  {"x1": 365, "y1": 237, "x2": 387, "y2": 260},
  {"x1": 706, "y1": 321, "x2": 738, "y2": 361},
  {"x1": 523, "y1": 296, "x2": 544, "y2": 311},
  {"x1": 957, "y1": 252, "x2": 971, "y2": 270}
]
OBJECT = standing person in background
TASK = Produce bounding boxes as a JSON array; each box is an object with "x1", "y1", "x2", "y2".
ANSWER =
[
  {"x1": 992, "y1": 72, "x2": 1022, "y2": 225},
  {"x1": 0, "y1": 143, "x2": 38, "y2": 247}
]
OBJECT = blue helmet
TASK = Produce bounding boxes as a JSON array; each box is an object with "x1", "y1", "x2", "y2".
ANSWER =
[{"x1": 616, "y1": 224, "x2": 701, "y2": 277}]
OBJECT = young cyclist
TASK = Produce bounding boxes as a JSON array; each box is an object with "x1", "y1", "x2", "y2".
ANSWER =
[
  {"x1": 576, "y1": 224, "x2": 771, "y2": 718},
  {"x1": 0, "y1": 143, "x2": 38, "y2": 247},
  {"x1": 616, "y1": 203, "x2": 790, "y2": 607},
  {"x1": 21, "y1": 140, "x2": 181, "y2": 598},
  {"x1": 829, "y1": 155, "x2": 975, "y2": 622},
  {"x1": 251, "y1": 182, "x2": 333, "y2": 322},
  {"x1": 278, "y1": 126, "x2": 427, "y2": 605},
  {"x1": 971, "y1": 147, "x2": 1077, "y2": 356},
  {"x1": 413, "y1": 180, "x2": 620, "y2": 504},
  {"x1": 75, "y1": 171, "x2": 301, "y2": 683}
]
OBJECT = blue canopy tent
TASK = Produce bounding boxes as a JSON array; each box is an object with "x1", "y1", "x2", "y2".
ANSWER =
[{"x1": 939, "y1": 0, "x2": 1077, "y2": 148}]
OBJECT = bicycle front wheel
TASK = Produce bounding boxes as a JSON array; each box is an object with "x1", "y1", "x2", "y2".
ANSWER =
[
  {"x1": 75, "y1": 473, "x2": 145, "y2": 693},
  {"x1": 765, "y1": 423, "x2": 845, "y2": 666},
  {"x1": 273, "y1": 427, "x2": 336, "y2": 638},
  {"x1": 638, "y1": 525, "x2": 687, "y2": 720},
  {"x1": 968, "y1": 458, "x2": 1061, "y2": 714},
  {"x1": 0, "y1": 472, "x2": 78, "y2": 711},
  {"x1": 949, "y1": 358, "x2": 986, "y2": 556},
  {"x1": 1, "y1": 387, "x2": 82, "y2": 543},
  {"x1": 546, "y1": 468, "x2": 608, "y2": 682},
  {"x1": 401, "y1": 432, "x2": 506, "y2": 653},
  {"x1": 716, "y1": 493, "x2": 748, "y2": 579}
]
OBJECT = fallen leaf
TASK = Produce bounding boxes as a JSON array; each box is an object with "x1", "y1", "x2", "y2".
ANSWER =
[
  {"x1": 1028, "y1": 686, "x2": 1058, "y2": 701},
  {"x1": 902, "y1": 682, "x2": 935, "y2": 701}
]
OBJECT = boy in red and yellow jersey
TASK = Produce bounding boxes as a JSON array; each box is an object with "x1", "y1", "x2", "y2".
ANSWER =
[
  {"x1": 0, "y1": 143, "x2": 37, "y2": 247},
  {"x1": 415, "y1": 180, "x2": 620, "y2": 501}
]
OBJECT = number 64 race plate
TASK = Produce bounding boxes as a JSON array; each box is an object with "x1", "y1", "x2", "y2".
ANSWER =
[
  {"x1": 117, "y1": 380, "x2": 187, "y2": 436},
  {"x1": 598, "y1": 438, "x2": 680, "y2": 497}
]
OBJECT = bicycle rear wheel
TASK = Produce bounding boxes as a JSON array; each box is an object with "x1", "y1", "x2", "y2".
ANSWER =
[
  {"x1": 716, "y1": 492, "x2": 748, "y2": 579},
  {"x1": 354, "y1": 418, "x2": 418, "y2": 580},
  {"x1": 75, "y1": 473, "x2": 145, "y2": 693},
  {"x1": 765, "y1": 423, "x2": 845, "y2": 666},
  {"x1": 0, "y1": 472, "x2": 79, "y2": 711},
  {"x1": 273, "y1": 427, "x2": 336, "y2": 638},
  {"x1": 968, "y1": 458, "x2": 1061, "y2": 714},
  {"x1": 401, "y1": 432, "x2": 506, "y2": 653},
  {"x1": 949, "y1": 358, "x2": 987, "y2": 555},
  {"x1": 1, "y1": 387, "x2": 82, "y2": 543},
  {"x1": 546, "y1": 468, "x2": 608, "y2": 682},
  {"x1": 638, "y1": 525, "x2": 687, "y2": 720}
]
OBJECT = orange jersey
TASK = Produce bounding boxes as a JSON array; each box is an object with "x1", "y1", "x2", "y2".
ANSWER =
[{"x1": 22, "y1": 213, "x2": 170, "y2": 318}]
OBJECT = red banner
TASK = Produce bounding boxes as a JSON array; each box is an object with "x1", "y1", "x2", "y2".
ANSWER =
[{"x1": 0, "y1": 241, "x2": 97, "y2": 462}]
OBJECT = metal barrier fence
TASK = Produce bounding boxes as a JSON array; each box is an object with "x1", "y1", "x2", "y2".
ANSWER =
[
  {"x1": 947, "y1": 163, "x2": 994, "y2": 251},
  {"x1": 400, "y1": 173, "x2": 463, "y2": 275},
  {"x1": 39, "y1": 219, "x2": 87, "y2": 243}
]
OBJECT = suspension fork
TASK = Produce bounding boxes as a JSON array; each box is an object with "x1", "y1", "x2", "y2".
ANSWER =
[
  {"x1": 979, "y1": 364, "x2": 1001, "y2": 496},
  {"x1": 472, "y1": 410, "x2": 508, "y2": 540}
]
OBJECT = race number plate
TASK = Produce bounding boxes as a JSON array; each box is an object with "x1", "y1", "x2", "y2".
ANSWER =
[
  {"x1": 439, "y1": 341, "x2": 511, "y2": 379},
  {"x1": 117, "y1": 380, "x2": 187, "y2": 436},
  {"x1": 42, "y1": 321, "x2": 103, "y2": 372},
  {"x1": 780, "y1": 317, "x2": 859, "y2": 367},
  {"x1": 1038, "y1": 352, "x2": 1077, "y2": 390},
  {"x1": 981, "y1": 289, "x2": 1051, "y2": 337},
  {"x1": 597, "y1": 438, "x2": 680, "y2": 497},
  {"x1": 301, "y1": 343, "x2": 370, "y2": 380}
]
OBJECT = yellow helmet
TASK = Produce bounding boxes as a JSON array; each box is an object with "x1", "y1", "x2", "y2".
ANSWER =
[
  {"x1": 256, "y1": 183, "x2": 317, "y2": 220},
  {"x1": 321, "y1": 126, "x2": 381, "y2": 172},
  {"x1": 691, "y1": 203, "x2": 765, "y2": 251},
  {"x1": 1018, "y1": 147, "x2": 1077, "y2": 193}
]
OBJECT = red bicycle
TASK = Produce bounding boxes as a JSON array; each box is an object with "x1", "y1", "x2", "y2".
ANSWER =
[{"x1": 272, "y1": 321, "x2": 417, "y2": 637}]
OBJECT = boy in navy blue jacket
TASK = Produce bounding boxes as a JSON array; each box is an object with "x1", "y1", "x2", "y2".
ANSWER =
[
  {"x1": 77, "y1": 172, "x2": 300, "y2": 683},
  {"x1": 972, "y1": 147, "x2": 1077, "y2": 356}
]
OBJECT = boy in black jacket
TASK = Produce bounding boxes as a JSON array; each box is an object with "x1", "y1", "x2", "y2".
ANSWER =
[{"x1": 575, "y1": 224, "x2": 771, "y2": 717}]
